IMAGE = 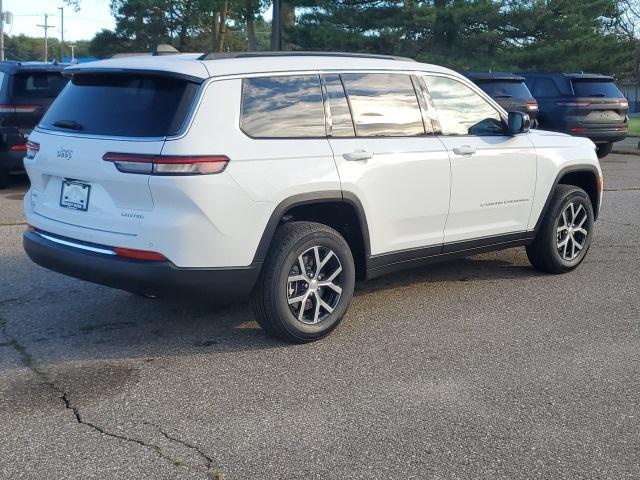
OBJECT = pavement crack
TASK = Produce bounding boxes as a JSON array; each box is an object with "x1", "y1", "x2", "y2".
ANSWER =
[
  {"x1": 146, "y1": 422, "x2": 224, "y2": 479},
  {"x1": 0, "y1": 318, "x2": 199, "y2": 475}
]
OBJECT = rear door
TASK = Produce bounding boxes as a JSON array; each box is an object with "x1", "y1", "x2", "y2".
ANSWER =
[
  {"x1": 423, "y1": 74, "x2": 537, "y2": 244},
  {"x1": 326, "y1": 72, "x2": 450, "y2": 256},
  {"x1": 27, "y1": 72, "x2": 199, "y2": 236}
]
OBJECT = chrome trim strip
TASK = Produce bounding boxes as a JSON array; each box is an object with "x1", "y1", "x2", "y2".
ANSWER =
[{"x1": 37, "y1": 232, "x2": 117, "y2": 256}]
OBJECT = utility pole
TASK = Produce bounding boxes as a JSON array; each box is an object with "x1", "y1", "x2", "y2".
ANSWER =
[
  {"x1": 37, "y1": 13, "x2": 55, "y2": 62},
  {"x1": 0, "y1": 0, "x2": 4, "y2": 62},
  {"x1": 271, "y1": 0, "x2": 282, "y2": 51},
  {"x1": 70, "y1": 45, "x2": 75, "y2": 63},
  {"x1": 58, "y1": 7, "x2": 64, "y2": 61}
]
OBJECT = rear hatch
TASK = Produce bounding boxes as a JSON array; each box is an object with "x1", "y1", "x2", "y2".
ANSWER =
[
  {"x1": 476, "y1": 79, "x2": 538, "y2": 118},
  {"x1": 29, "y1": 72, "x2": 200, "y2": 236},
  {"x1": 565, "y1": 78, "x2": 628, "y2": 130}
]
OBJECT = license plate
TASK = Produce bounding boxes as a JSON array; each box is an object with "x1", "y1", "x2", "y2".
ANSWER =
[{"x1": 60, "y1": 180, "x2": 91, "y2": 211}]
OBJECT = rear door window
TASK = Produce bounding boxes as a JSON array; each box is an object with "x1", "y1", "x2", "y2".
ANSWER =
[
  {"x1": 340, "y1": 73, "x2": 425, "y2": 137},
  {"x1": 40, "y1": 73, "x2": 199, "y2": 137},
  {"x1": 240, "y1": 75, "x2": 326, "y2": 138},
  {"x1": 572, "y1": 80, "x2": 623, "y2": 98},
  {"x1": 476, "y1": 81, "x2": 533, "y2": 99},
  {"x1": 11, "y1": 71, "x2": 68, "y2": 98}
]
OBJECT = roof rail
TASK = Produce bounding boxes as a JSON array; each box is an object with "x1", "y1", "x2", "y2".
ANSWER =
[{"x1": 197, "y1": 51, "x2": 415, "y2": 62}]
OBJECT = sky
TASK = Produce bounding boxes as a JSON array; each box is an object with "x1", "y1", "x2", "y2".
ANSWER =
[{"x1": 3, "y1": 0, "x2": 115, "y2": 42}]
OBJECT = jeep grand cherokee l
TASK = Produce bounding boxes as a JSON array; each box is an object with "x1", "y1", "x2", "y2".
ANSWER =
[
  {"x1": 23, "y1": 52, "x2": 603, "y2": 342},
  {"x1": 522, "y1": 72, "x2": 628, "y2": 158},
  {"x1": 0, "y1": 61, "x2": 68, "y2": 188}
]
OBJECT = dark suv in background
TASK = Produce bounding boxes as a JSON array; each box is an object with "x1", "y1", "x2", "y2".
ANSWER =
[
  {"x1": 521, "y1": 73, "x2": 628, "y2": 158},
  {"x1": 0, "y1": 61, "x2": 68, "y2": 187},
  {"x1": 464, "y1": 72, "x2": 539, "y2": 127}
]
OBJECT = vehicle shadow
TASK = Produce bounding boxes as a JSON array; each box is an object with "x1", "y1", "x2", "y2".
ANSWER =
[{"x1": 0, "y1": 247, "x2": 543, "y2": 368}]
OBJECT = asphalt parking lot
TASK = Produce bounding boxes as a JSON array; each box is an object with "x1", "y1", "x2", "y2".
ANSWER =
[{"x1": 1, "y1": 154, "x2": 639, "y2": 480}]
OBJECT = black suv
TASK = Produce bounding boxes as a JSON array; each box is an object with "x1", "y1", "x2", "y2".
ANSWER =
[
  {"x1": 464, "y1": 72, "x2": 539, "y2": 126},
  {"x1": 0, "y1": 61, "x2": 68, "y2": 187},
  {"x1": 521, "y1": 73, "x2": 628, "y2": 158}
]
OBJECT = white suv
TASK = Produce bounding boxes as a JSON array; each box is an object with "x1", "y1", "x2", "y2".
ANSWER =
[{"x1": 23, "y1": 52, "x2": 603, "y2": 342}]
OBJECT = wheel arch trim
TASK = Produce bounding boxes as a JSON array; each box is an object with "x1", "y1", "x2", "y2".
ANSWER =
[
  {"x1": 252, "y1": 190, "x2": 371, "y2": 264},
  {"x1": 529, "y1": 164, "x2": 601, "y2": 238}
]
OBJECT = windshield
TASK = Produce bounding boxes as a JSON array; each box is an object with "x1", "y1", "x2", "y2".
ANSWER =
[
  {"x1": 40, "y1": 73, "x2": 199, "y2": 137},
  {"x1": 572, "y1": 80, "x2": 623, "y2": 98},
  {"x1": 476, "y1": 80, "x2": 533, "y2": 99}
]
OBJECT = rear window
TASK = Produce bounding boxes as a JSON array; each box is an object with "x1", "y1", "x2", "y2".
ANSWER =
[
  {"x1": 572, "y1": 80, "x2": 623, "y2": 98},
  {"x1": 476, "y1": 80, "x2": 533, "y2": 99},
  {"x1": 40, "y1": 73, "x2": 199, "y2": 137},
  {"x1": 11, "y1": 71, "x2": 68, "y2": 98}
]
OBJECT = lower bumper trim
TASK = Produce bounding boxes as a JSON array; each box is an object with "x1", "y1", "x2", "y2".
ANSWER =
[{"x1": 23, "y1": 230, "x2": 260, "y2": 299}]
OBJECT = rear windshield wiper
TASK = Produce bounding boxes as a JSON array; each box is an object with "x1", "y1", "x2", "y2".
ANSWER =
[
  {"x1": 53, "y1": 120, "x2": 83, "y2": 131},
  {"x1": 493, "y1": 95, "x2": 513, "y2": 99},
  {"x1": 587, "y1": 93, "x2": 606, "y2": 97}
]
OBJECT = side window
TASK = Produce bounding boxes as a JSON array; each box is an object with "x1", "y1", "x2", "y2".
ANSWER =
[
  {"x1": 531, "y1": 78, "x2": 560, "y2": 98},
  {"x1": 340, "y1": 73, "x2": 425, "y2": 137},
  {"x1": 240, "y1": 75, "x2": 326, "y2": 138},
  {"x1": 424, "y1": 75, "x2": 505, "y2": 136},
  {"x1": 323, "y1": 74, "x2": 355, "y2": 137}
]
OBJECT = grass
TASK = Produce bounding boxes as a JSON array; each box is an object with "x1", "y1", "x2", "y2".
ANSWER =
[{"x1": 628, "y1": 116, "x2": 640, "y2": 137}]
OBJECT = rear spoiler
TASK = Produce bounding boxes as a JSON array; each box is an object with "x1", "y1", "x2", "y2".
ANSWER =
[{"x1": 61, "y1": 68, "x2": 205, "y2": 84}]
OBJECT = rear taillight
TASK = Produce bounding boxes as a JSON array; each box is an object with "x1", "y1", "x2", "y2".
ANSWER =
[
  {"x1": 26, "y1": 141, "x2": 40, "y2": 159},
  {"x1": 10, "y1": 144, "x2": 27, "y2": 151},
  {"x1": 103, "y1": 153, "x2": 230, "y2": 175},
  {"x1": 557, "y1": 100, "x2": 591, "y2": 107},
  {"x1": 618, "y1": 100, "x2": 629, "y2": 108},
  {"x1": 113, "y1": 247, "x2": 167, "y2": 262},
  {"x1": 0, "y1": 104, "x2": 41, "y2": 114},
  {"x1": 525, "y1": 101, "x2": 538, "y2": 111},
  {"x1": 570, "y1": 127, "x2": 588, "y2": 133}
]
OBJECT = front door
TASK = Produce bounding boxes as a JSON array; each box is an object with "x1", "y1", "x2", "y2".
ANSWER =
[{"x1": 423, "y1": 74, "x2": 537, "y2": 244}]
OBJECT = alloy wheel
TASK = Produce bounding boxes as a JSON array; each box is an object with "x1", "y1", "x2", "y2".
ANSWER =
[
  {"x1": 557, "y1": 202, "x2": 589, "y2": 261},
  {"x1": 286, "y1": 246, "x2": 343, "y2": 325}
]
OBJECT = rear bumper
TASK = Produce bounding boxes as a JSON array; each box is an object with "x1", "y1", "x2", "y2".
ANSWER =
[
  {"x1": 23, "y1": 230, "x2": 260, "y2": 299},
  {"x1": 0, "y1": 149, "x2": 26, "y2": 173}
]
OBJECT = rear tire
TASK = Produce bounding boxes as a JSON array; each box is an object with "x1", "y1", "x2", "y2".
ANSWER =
[
  {"x1": 526, "y1": 185, "x2": 594, "y2": 274},
  {"x1": 596, "y1": 142, "x2": 613, "y2": 158},
  {"x1": 252, "y1": 221, "x2": 355, "y2": 343}
]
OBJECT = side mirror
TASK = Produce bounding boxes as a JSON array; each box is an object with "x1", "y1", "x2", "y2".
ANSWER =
[{"x1": 507, "y1": 111, "x2": 531, "y2": 135}]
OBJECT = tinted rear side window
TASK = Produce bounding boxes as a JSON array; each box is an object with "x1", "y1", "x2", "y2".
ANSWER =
[
  {"x1": 40, "y1": 74, "x2": 199, "y2": 137},
  {"x1": 241, "y1": 75, "x2": 326, "y2": 138},
  {"x1": 476, "y1": 81, "x2": 533, "y2": 99},
  {"x1": 341, "y1": 73, "x2": 425, "y2": 137},
  {"x1": 11, "y1": 72, "x2": 68, "y2": 98},
  {"x1": 572, "y1": 80, "x2": 623, "y2": 98},
  {"x1": 530, "y1": 78, "x2": 560, "y2": 98}
]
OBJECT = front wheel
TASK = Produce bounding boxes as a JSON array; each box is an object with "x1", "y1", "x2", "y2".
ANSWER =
[
  {"x1": 526, "y1": 185, "x2": 594, "y2": 274},
  {"x1": 252, "y1": 221, "x2": 355, "y2": 343},
  {"x1": 596, "y1": 142, "x2": 613, "y2": 159}
]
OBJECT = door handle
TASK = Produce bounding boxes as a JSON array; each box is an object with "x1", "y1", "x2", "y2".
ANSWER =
[
  {"x1": 452, "y1": 145, "x2": 476, "y2": 156},
  {"x1": 343, "y1": 150, "x2": 374, "y2": 161}
]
